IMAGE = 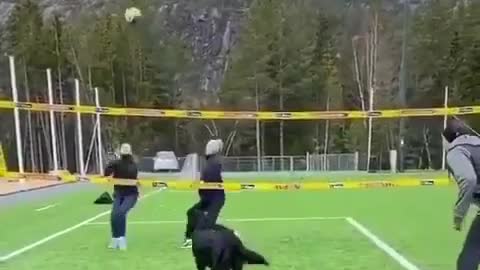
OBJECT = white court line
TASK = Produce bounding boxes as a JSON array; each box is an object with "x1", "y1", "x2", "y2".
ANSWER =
[
  {"x1": 86, "y1": 216, "x2": 346, "y2": 225},
  {"x1": 88, "y1": 216, "x2": 419, "y2": 270},
  {"x1": 35, "y1": 204, "x2": 58, "y2": 212},
  {"x1": 1, "y1": 204, "x2": 421, "y2": 270},
  {"x1": 0, "y1": 190, "x2": 162, "y2": 262},
  {"x1": 346, "y1": 217, "x2": 421, "y2": 270}
]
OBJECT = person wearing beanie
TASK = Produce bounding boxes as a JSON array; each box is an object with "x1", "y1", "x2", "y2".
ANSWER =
[
  {"x1": 104, "y1": 143, "x2": 139, "y2": 250},
  {"x1": 182, "y1": 139, "x2": 226, "y2": 248},
  {"x1": 443, "y1": 118, "x2": 480, "y2": 270}
]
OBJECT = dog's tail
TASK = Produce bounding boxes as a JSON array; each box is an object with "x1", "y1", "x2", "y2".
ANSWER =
[{"x1": 240, "y1": 246, "x2": 269, "y2": 266}]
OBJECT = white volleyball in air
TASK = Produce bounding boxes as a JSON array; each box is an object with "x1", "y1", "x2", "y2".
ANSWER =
[{"x1": 125, "y1": 7, "x2": 142, "y2": 23}]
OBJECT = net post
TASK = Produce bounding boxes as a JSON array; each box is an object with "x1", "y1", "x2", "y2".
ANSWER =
[
  {"x1": 354, "y1": 151, "x2": 359, "y2": 171},
  {"x1": 306, "y1": 152, "x2": 310, "y2": 171},
  {"x1": 194, "y1": 153, "x2": 199, "y2": 180},
  {"x1": 367, "y1": 86, "x2": 374, "y2": 172},
  {"x1": 367, "y1": 118, "x2": 373, "y2": 171},
  {"x1": 338, "y1": 155, "x2": 341, "y2": 171},
  {"x1": 389, "y1": 150, "x2": 398, "y2": 173},
  {"x1": 9, "y1": 55, "x2": 24, "y2": 174},
  {"x1": 94, "y1": 87, "x2": 104, "y2": 174},
  {"x1": 84, "y1": 120, "x2": 98, "y2": 174},
  {"x1": 256, "y1": 119, "x2": 261, "y2": 171},
  {"x1": 47, "y1": 69, "x2": 59, "y2": 173},
  {"x1": 75, "y1": 79, "x2": 85, "y2": 177},
  {"x1": 441, "y1": 86, "x2": 449, "y2": 170}
]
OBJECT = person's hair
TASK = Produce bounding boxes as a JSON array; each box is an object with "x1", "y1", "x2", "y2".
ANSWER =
[{"x1": 442, "y1": 118, "x2": 472, "y2": 143}]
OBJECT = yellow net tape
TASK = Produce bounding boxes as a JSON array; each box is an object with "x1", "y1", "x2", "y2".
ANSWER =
[
  {"x1": 87, "y1": 176, "x2": 451, "y2": 191},
  {"x1": 0, "y1": 143, "x2": 7, "y2": 177},
  {"x1": 0, "y1": 100, "x2": 479, "y2": 119},
  {"x1": 0, "y1": 171, "x2": 451, "y2": 191}
]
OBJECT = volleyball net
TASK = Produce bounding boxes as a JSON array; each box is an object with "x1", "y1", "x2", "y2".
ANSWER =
[{"x1": 0, "y1": 55, "x2": 477, "y2": 190}]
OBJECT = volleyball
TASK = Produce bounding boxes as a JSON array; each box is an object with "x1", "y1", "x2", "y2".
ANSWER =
[{"x1": 124, "y1": 7, "x2": 142, "y2": 24}]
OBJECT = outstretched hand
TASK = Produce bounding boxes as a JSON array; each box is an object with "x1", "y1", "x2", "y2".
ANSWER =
[{"x1": 453, "y1": 216, "x2": 463, "y2": 231}]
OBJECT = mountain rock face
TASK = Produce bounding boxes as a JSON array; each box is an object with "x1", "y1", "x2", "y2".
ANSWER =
[
  {"x1": 0, "y1": 0, "x2": 106, "y2": 25},
  {"x1": 0, "y1": 0, "x2": 250, "y2": 95},
  {"x1": 0, "y1": 2, "x2": 14, "y2": 27},
  {"x1": 157, "y1": 0, "x2": 249, "y2": 95}
]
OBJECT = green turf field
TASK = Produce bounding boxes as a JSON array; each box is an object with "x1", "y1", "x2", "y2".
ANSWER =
[{"x1": 0, "y1": 184, "x2": 468, "y2": 270}]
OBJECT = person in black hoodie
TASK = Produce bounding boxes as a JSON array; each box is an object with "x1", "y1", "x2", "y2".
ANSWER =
[
  {"x1": 182, "y1": 139, "x2": 226, "y2": 248},
  {"x1": 105, "y1": 143, "x2": 139, "y2": 250}
]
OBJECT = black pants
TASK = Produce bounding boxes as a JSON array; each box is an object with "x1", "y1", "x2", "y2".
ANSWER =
[
  {"x1": 185, "y1": 197, "x2": 225, "y2": 239},
  {"x1": 111, "y1": 193, "x2": 138, "y2": 238},
  {"x1": 458, "y1": 214, "x2": 480, "y2": 270}
]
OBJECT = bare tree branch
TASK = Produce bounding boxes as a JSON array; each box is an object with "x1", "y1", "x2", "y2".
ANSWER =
[
  {"x1": 224, "y1": 121, "x2": 239, "y2": 156},
  {"x1": 204, "y1": 123, "x2": 215, "y2": 137}
]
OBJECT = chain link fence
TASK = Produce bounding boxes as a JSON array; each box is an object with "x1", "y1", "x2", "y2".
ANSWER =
[
  {"x1": 137, "y1": 152, "x2": 359, "y2": 173},
  {"x1": 307, "y1": 153, "x2": 359, "y2": 171}
]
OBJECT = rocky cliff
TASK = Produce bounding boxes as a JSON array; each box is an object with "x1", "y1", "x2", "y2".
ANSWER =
[{"x1": 0, "y1": 0, "x2": 250, "y2": 95}]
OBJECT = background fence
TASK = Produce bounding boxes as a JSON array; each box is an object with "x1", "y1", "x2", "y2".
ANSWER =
[{"x1": 137, "y1": 153, "x2": 360, "y2": 173}]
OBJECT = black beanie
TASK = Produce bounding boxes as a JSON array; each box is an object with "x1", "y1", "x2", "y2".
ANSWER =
[{"x1": 442, "y1": 118, "x2": 471, "y2": 143}]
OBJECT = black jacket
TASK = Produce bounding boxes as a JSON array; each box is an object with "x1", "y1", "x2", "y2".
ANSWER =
[
  {"x1": 104, "y1": 155, "x2": 138, "y2": 196},
  {"x1": 199, "y1": 154, "x2": 225, "y2": 201}
]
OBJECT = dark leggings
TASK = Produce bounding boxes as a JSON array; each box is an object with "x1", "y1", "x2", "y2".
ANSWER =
[
  {"x1": 185, "y1": 197, "x2": 225, "y2": 239},
  {"x1": 458, "y1": 214, "x2": 480, "y2": 270},
  {"x1": 110, "y1": 193, "x2": 138, "y2": 238}
]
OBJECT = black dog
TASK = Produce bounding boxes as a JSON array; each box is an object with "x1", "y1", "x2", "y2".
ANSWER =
[{"x1": 191, "y1": 223, "x2": 269, "y2": 270}]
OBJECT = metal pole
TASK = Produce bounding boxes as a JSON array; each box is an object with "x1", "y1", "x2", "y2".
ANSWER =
[
  {"x1": 256, "y1": 120, "x2": 261, "y2": 172},
  {"x1": 47, "y1": 69, "x2": 59, "y2": 172},
  {"x1": 398, "y1": 0, "x2": 409, "y2": 173},
  {"x1": 84, "y1": 120, "x2": 98, "y2": 174},
  {"x1": 75, "y1": 79, "x2": 85, "y2": 176},
  {"x1": 306, "y1": 152, "x2": 310, "y2": 171},
  {"x1": 442, "y1": 86, "x2": 449, "y2": 170},
  {"x1": 9, "y1": 56, "x2": 24, "y2": 174},
  {"x1": 323, "y1": 96, "x2": 330, "y2": 171},
  {"x1": 354, "y1": 151, "x2": 359, "y2": 170},
  {"x1": 367, "y1": 87, "x2": 374, "y2": 172},
  {"x1": 94, "y1": 87, "x2": 104, "y2": 173},
  {"x1": 255, "y1": 80, "x2": 261, "y2": 172}
]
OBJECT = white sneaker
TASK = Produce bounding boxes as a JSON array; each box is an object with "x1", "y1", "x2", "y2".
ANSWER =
[
  {"x1": 118, "y1": 237, "x2": 127, "y2": 250},
  {"x1": 181, "y1": 238, "x2": 192, "y2": 249},
  {"x1": 108, "y1": 238, "x2": 119, "y2": 249}
]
